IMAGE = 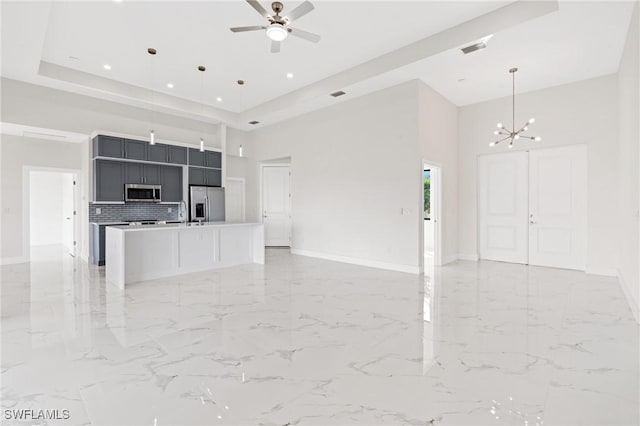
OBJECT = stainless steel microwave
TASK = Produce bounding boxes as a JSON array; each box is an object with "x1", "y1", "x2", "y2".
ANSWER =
[{"x1": 125, "y1": 184, "x2": 161, "y2": 202}]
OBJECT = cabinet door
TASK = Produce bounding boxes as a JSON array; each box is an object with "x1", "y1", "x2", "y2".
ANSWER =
[
  {"x1": 188, "y1": 148, "x2": 205, "y2": 167},
  {"x1": 168, "y1": 146, "x2": 187, "y2": 165},
  {"x1": 188, "y1": 167, "x2": 206, "y2": 186},
  {"x1": 205, "y1": 169, "x2": 222, "y2": 186},
  {"x1": 205, "y1": 151, "x2": 222, "y2": 168},
  {"x1": 125, "y1": 162, "x2": 144, "y2": 184},
  {"x1": 148, "y1": 143, "x2": 168, "y2": 163},
  {"x1": 95, "y1": 160, "x2": 124, "y2": 201},
  {"x1": 94, "y1": 135, "x2": 124, "y2": 158},
  {"x1": 161, "y1": 166, "x2": 183, "y2": 202},
  {"x1": 124, "y1": 139, "x2": 147, "y2": 161},
  {"x1": 144, "y1": 164, "x2": 162, "y2": 185}
]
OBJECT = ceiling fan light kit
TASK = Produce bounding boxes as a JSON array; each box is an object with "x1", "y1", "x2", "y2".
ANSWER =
[
  {"x1": 230, "y1": 0, "x2": 321, "y2": 53},
  {"x1": 490, "y1": 67, "x2": 541, "y2": 148}
]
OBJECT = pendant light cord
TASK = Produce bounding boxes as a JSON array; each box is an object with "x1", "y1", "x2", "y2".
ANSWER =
[{"x1": 512, "y1": 70, "x2": 515, "y2": 132}]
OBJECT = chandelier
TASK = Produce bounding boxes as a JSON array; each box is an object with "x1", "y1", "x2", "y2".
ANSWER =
[{"x1": 490, "y1": 67, "x2": 541, "y2": 148}]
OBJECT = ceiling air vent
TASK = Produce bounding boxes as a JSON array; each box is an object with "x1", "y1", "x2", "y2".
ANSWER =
[
  {"x1": 249, "y1": 121, "x2": 260, "y2": 125},
  {"x1": 461, "y1": 41, "x2": 487, "y2": 55},
  {"x1": 330, "y1": 90, "x2": 346, "y2": 98}
]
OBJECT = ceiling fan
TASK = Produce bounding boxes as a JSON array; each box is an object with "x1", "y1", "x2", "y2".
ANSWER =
[{"x1": 230, "y1": 0, "x2": 321, "y2": 53}]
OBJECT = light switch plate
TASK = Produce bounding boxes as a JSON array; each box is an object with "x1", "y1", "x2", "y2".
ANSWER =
[
  {"x1": 168, "y1": 207, "x2": 172, "y2": 213},
  {"x1": 96, "y1": 207, "x2": 101, "y2": 215}
]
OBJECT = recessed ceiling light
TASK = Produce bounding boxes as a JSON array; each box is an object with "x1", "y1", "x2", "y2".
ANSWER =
[
  {"x1": 249, "y1": 121, "x2": 260, "y2": 125},
  {"x1": 330, "y1": 90, "x2": 346, "y2": 98},
  {"x1": 286, "y1": 73, "x2": 294, "y2": 79},
  {"x1": 237, "y1": 80, "x2": 245, "y2": 85},
  {"x1": 103, "y1": 64, "x2": 112, "y2": 70},
  {"x1": 216, "y1": 97, "x2": 222, "y2": 102},
  {"x1": 167, "y1": 83, "x2": 174, "y2": 89}
]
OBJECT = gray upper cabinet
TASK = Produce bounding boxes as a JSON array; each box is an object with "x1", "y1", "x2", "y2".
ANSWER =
[
  {"x1": 125, "y1": 162, "x2": 161, "y2": 184},
  {"x1": 124, "y1": 139, "x2": 147, "y2": 161},
  {"x1": 188, "y1": 167, "x2": 206, "y2": 186},
  {"x1": 161, "y1": 166, "x2": 183, "y2": 202},
  {"x1": 168, "y1": 146, "x2": 187, "y2": 165},
  {"x1": 188, "y1": 167, "x2": 221, "y2": 186},
  {"x1": 144, "y1": 164, "x2": 161, "y2": 185},
  {"x1": 148, "y1": 143, "x2": 168, "y2": 163},
  {"x1": 205, "y1": 168, "x2": 221, "y2": 186},
  {"x1": 188, "y1": 148, "x2": 205, "y2": 167},
  {"x1": 95, "y1": 159, "x2": 125, "y2": 202},
  {"x1": 205, "y1": 151, "x2": 222, "y2": 168},
  {"x1": 93, "y1": 135, "x2": 124, "y2": 159},
  {"x1": 124, "y1": 162, "x2": 143, "y2": 184}
]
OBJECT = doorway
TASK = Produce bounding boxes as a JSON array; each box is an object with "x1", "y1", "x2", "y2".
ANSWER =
[
  {"x1": 260, "y1": 164, "x2": 291, "y2": 247},
  {"x1": 478, "y1": 145, "x2": 587, "y2": 270},
  {"x1": 422, "y1": 162, "x2": 442, "y2": 268},
  {"x1": 28, "y1": 170, "x2": 78, "y2": 259}
]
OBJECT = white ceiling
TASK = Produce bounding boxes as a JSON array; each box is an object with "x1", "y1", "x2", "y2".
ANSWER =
[{"x1": 0, "y1": 1, "x2": 635, "y2": 130}]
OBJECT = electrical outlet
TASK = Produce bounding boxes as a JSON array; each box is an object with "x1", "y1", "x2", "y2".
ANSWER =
[
  {"x1": 96, "y1": 207, "x2": 101, "y2": 215},
  {"x1": 168, "y1": 207, "x2": 172, "y2": 213}
]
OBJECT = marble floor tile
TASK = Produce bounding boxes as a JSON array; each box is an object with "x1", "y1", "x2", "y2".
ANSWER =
[{"x1": 1, "y1": 245, "x2": 638, "y2": 425}]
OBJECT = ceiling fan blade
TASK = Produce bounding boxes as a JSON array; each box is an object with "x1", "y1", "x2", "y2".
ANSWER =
[
  {"x1": 271, "y1": 40, "x2": 281, "y2": 53},
  {"x1": 246, "y1": 0, "x2": 270, "y2": 18},
  {"x1": 289, "y1": 27, "x2": 321, "y2": 43},
  {"x1": 230, "y1": 25, "x2": 266, "y2": 32},
  {"x1": 285, "y1": 1, "x2": 314, "y2": 21}
]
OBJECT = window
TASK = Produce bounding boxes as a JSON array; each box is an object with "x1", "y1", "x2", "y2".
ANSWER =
[{"x1": 424, "y1": 169, "x2": 431, "y2": 220}]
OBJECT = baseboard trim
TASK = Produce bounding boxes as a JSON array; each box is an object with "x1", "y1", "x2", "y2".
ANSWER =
[
  {"x1": 291, "y1": 249, "x2": 420, "y2": 275},
  {"x1": 441, "y1": 254, "x2": 458, "y2": 265},
  {"x1": 585, "y1": 267, "x2": 618, "y2": 277},
  {"x1": 616, "y1": 269, "x2": 640, "y2": 324},
  {"x1": 0, "y1": 256, "x2": 28, "y2": 265},
  {"x1": 457, "y1": 253, "x2": 479, "y2": 261}
]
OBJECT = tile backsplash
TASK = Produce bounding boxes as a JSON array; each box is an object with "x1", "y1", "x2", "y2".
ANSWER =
[{"x1": 89, "y1": 203, "x2": 181, "y2": 223}]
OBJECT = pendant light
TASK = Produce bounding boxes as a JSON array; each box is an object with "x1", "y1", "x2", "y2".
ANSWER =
[
  {"x1": 238, "y1": 144, "x2": 243, "y2": 157},
  {"x1": 490, "y1": 67, "x2": 541, "y2": 148},
  {"x1": 148, "y1": 48, "x2": 157, "y2": 145},
  {"x1": 198, "y1": 65, "x2": 206, "y2": 152}
]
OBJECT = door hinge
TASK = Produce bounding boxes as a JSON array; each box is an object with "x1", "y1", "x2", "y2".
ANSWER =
[
  {"x1": 73, "y1": 241, "x2": 77, "y2": 246},
  {"x1": 73, "y1": 180, "x2": 77, "y2": 185},
  {"x1": 73, "y1": 210, "x2": 77, "y2": 215}
]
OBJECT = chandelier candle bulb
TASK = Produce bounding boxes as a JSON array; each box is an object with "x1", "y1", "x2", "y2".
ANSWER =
[
  {"x1": 150, "y1": 130, "x2": 155, "y2": 145},
  {"x1": 200, "y1": 138, "x2": 204, "y2": 152}
]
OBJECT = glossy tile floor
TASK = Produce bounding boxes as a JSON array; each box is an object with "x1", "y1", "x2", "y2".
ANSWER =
[{"x1": 1, "y1": 245, "x2": 638, "y2": 425}]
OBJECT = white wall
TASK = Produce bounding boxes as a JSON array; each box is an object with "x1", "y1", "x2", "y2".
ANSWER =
[
  {"x1": 418, "y1": 82, "x2": 459, "y2": 264},
  {"x1": 617, "y1": 3, "x2": 639, "y2": 322},
  {"x1": 29, "y1": 171, "x2": 66, "y2": 246},
  {"x1": 242, "y1": 81, "x2": 423, "y2": 272},
  {"x1": 458, "y1": 75, "x2": 619, "y2": 273},
  {"x1": 1, "y1": 135, "x2": 86, "y2": 263}
]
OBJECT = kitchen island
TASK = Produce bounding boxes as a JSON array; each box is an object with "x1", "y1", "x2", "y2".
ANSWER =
[{"x1": 106, "y1": 222, "x2": 264, "y2": 288}]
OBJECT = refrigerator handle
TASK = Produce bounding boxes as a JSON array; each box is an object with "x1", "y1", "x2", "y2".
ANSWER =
[{"x1": 206, "y1": 195, "x2": 210, "y2": 222}]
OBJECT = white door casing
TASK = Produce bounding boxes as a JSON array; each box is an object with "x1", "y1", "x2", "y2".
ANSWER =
[
  {"x1": 225, "y1": 178, "x2": 245, "y2": 222},
  {"x1": 262, "y1": 166, "x2": 291, "y2": 247},
  {"x1": 478, "y1": 151, "x2": 529, "y2": 264},
  {"x1": 528, "y1": 145, "x2": 587, "y2": 270}
]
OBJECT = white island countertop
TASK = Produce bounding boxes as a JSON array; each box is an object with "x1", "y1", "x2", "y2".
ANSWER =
[{"x1": 106, "y1": 222, "x2": 264, "y2": 288}]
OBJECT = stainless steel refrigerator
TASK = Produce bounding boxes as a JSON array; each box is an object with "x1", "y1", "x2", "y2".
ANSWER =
[{"x1": 189, "y1": 186, "x2": 225, "y2": 222}]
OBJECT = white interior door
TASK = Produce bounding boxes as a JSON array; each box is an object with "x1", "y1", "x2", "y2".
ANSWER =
[
  {"x1": 262, "y1": 166, "x2": 291, "y2": 247},
  {"x1": 225, "y1": 178, "x2": 245, "y2": 222},
  {"x1": 528, "y1": 145, "x2": 587, "y2": 270},
  {"x1": 61, "y1": 173, "x2": 76, "y2": 256},
  {"x1": 478, "y1": 151, "x2": 529, "y2": 264}
]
